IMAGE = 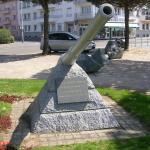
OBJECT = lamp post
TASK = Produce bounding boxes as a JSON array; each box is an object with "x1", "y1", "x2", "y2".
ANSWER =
[{"x1": 20, "y1": 1, "x2": 24, "y2": 43}]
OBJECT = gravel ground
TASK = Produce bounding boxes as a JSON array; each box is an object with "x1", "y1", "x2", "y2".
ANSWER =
[{"x1": 90, "y1": 48, "x2": 150, "y2": 92}]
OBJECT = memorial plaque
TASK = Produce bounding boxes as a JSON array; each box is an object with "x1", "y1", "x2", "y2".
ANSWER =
[{"x1": 56, "y1": 77, "x2": 89, "y2": 104}]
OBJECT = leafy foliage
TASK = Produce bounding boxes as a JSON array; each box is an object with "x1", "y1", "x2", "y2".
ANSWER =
[
  {"x1": 0, "y1": 102, "x2": 11, "y2": 117},
  {"x1": 87, "y1": 0, "x2": 149, "y2": 8},
  {"x1": 0, "y1": 29, "x2": 14, "y2": 44}
]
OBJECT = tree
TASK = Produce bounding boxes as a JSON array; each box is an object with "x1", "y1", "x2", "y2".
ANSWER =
[
  {"x1": 87, "y1": 0, "x2": 149, "y2": 50},
  {"x1": 25, "y1": 0, "x2": 64, "y2": 55}
]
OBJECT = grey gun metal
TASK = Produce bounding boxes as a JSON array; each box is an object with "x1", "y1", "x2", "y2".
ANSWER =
[{"x1": 24, "y1": 4, "x2": 119, "y2": 133}]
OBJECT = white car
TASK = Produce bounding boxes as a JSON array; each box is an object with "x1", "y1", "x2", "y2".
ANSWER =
[{"x1": 40, "y1": 32, "x2": 96, "y2": 53}]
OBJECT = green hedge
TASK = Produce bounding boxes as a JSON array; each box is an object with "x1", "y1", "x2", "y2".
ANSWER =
[{"x1": 0, "y1": 29, "x2": 15, "y2": 44}]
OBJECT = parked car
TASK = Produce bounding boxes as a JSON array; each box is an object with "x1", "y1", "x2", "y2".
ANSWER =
[{"x1": 40, "y1": 32, "x2": 96, "y2": 53}]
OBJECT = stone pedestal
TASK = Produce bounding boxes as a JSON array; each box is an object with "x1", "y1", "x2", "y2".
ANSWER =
[{"x1": 27, "y1": 63, "x2": 119, "y2": 133}]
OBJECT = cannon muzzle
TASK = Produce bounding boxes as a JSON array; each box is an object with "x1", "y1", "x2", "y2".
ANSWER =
[{"x1": 59, "y1": 3, "x2": 115, "y2": 65}]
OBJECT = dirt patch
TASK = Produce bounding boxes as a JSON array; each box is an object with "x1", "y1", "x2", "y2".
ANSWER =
[
  {"x1": 0, "y1": 116, "x2": 11, "y2": 132},
  {"x1": 0, "y1": 95, "x2": 28, "y2": 104},
  {"x1": 122, "y1": 48, "x2": 150, "y2": 61}
]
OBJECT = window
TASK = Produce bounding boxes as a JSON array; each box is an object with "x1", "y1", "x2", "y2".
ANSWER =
[
  {"x1": 41, "y1": 24, "x2": 44, "y2": 32},
  {"x1": 33, "y1": 3, "x2": 38, "y2": 7},
  {"x1": 146, "y1": 24, "x2": 149, "y2": 30},
  {"x1": 57, "y1": 23, "x2": 62, "y2": 31},
  {"x1": 115, "y1": 8, "x2": 120, "y2": 15},
  {"x1": 23, "y1": 2, "x2": 26, "y2": 8},
  {"x1": 49, "y1": 34, "x2": 58, "y2": 40},
  {"x1": 51, "y1": 24, "x2": 55, "y2": 31},
  {"x1": 66, "y1": 7, "x2": 72, "y2": 17},
  {"x1": 40, "y1": 11, "x2": 44, "y2": 18},
  {"x1": 24, "y1": 13, "x2": 30, "y2": 20},
  {"x1": 34, "y1": 25, "x2": 37, "y2": 31},
  {"x1": 49, "y1": 8, "x2": 55, "y2": 16},
  {"x1": 81, "y1": 6, "x2": 91, "y2": 14},
  {"x1": 27, "y1": 2, "x2": 30, "y2": 7},
  {"x1": 27, "y1": 13, "x2": 31, "y2": 20},
  {"x1": 24, "y1": 25, "x2": 27, "y2": 32},
  {"x1": 142, "y1": 24, "x2": 145, "y2": 30},
  {"x1": 49, "y1": 33, "x2": 75, "y2": 40},
  {"x1": 13, "y1": 15, "x2": 16, "y2": 20},
  {"x1": 28, "y1": 25, "x2": 30, "y2": 31},
  {"x1": 24, "y1": 14, "x2": 27, "y2": 20},
  {"x1": 33, "y1": 12, "x2": 37, "y2": 20},
  {"x1": 58, "y1": 33, "x2": 69, "y2": 40}
]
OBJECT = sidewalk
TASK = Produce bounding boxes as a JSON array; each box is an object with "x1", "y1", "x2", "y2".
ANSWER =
[{"x1": 0, "y1": 47, "x2": 150, "y2": 91}]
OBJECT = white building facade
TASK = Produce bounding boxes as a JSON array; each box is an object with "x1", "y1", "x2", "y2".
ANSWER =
[
  {"x1": 136, "y1": 7, "x2": 150, "y2": 37},
  {"x1": 20, "y1": 0, "x2": 147, "y2": 41}
]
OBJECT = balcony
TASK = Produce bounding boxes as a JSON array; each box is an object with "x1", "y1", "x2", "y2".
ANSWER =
[
  {"x1": 110, "y1": 15, "x2": 137, "y2": 22},
  {"x1": 110, "y1": 17, "x2": 124, "y2": 22},
  {"x1": 75, "y1": 13, "x2": 94, "y2": 20},
  {"x1": 138, "y1": 15, "x2": 150, "y2": 21}
]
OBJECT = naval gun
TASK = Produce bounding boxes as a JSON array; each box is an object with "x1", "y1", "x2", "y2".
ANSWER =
[
  {"x1": 59, "y1": 4, "x2": 114, "y2": 66},
  {"x1": 27, "y1": 4, "x2": 118, "y2": 133}
]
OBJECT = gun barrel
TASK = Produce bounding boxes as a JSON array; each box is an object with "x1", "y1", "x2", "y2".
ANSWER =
[{"x1": 60, "y1": 3, "x2": 115, "y2": 65}]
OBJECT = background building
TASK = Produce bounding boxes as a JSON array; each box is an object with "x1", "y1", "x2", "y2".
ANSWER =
[
  {"x1": 0, "y1": 0, "x2": 21, "y2": 39},
  {"x1": 2, "y1": 0, "x2": 150, "y2": 41},
  {"x1": 136, "y1": 7, "x2": 150, "y2": 37},
  {"x1": 21, "y1": 0, "x2": 139, "y2": 41}
]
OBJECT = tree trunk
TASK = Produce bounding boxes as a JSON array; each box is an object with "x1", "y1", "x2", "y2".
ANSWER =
[
  {"x1": 124, "y1": 5, "x2": 130, "y2": 50},
  {"x1": 42, "y1": 2, "x2": 49, "y2": 55}
]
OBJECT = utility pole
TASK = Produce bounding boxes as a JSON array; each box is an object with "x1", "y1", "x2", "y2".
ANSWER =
[{"x1": 20, "y1": 1, "x2": 24, "y2": 43}]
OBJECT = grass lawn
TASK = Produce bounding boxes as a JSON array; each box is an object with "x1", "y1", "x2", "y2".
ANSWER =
[
  {"x1": 97, "y1": 87, "x2": 150, "y2": 129},
  {"x1": 0, "y1": 79, "x2": 149, "y2": 149},
  {"x1": 0, "y1": 102, "x2": 11, "y2": 117},
  {"x1": 0, "y1": 79, "x2": 45, "y2": 97},
  {"x1": 32, "y1": 136, "x2": 150, "y2": 150}
]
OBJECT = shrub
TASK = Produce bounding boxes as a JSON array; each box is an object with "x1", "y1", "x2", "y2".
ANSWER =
[
  {"x1": 0, "y1": 29, "x2": 14, "y2": 44},
  {"x1": 0, "y1": 102, "x2": 11, "y2": 117},
  {"x1": 10, "y1": 36, "x2": 15, "y2": 43}
]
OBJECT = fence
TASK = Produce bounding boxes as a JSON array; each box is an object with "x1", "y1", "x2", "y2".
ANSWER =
[{"x1": 129, "y1": 37, "x2": 150, "y2": 49}]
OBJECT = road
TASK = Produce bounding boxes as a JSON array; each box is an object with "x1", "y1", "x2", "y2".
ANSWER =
[
  {"x1": 0, "y1": 42, "x2": 42, "y2": 55},
  {"x1": 0, "y1": 40, "x2": 109, "y2": 55}
]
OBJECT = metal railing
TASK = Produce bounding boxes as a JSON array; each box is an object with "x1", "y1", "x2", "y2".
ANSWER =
[{"x1": 129, "y1": 37, "x2": 150, "y2": 48}]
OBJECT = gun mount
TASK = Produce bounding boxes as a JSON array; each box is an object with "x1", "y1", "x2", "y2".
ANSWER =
[
  {"x1": 59, "y1": 3, "x2": 115, "y2": 65},
  {"x1": 26, "y1": 4, "x2": 119, "y2": 134}
]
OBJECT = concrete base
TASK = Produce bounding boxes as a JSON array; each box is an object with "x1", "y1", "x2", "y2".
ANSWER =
[
  {"x1": 27, "y1": 63, "x2": 119, "y2": 133},
  {"x1": 31, "y1": 109, "x2": 118, "y2": 133}
]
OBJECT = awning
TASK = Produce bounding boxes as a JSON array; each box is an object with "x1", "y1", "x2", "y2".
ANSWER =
[{"x1": 105, "y1": 22, "x2": 139, "y2": 28}]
